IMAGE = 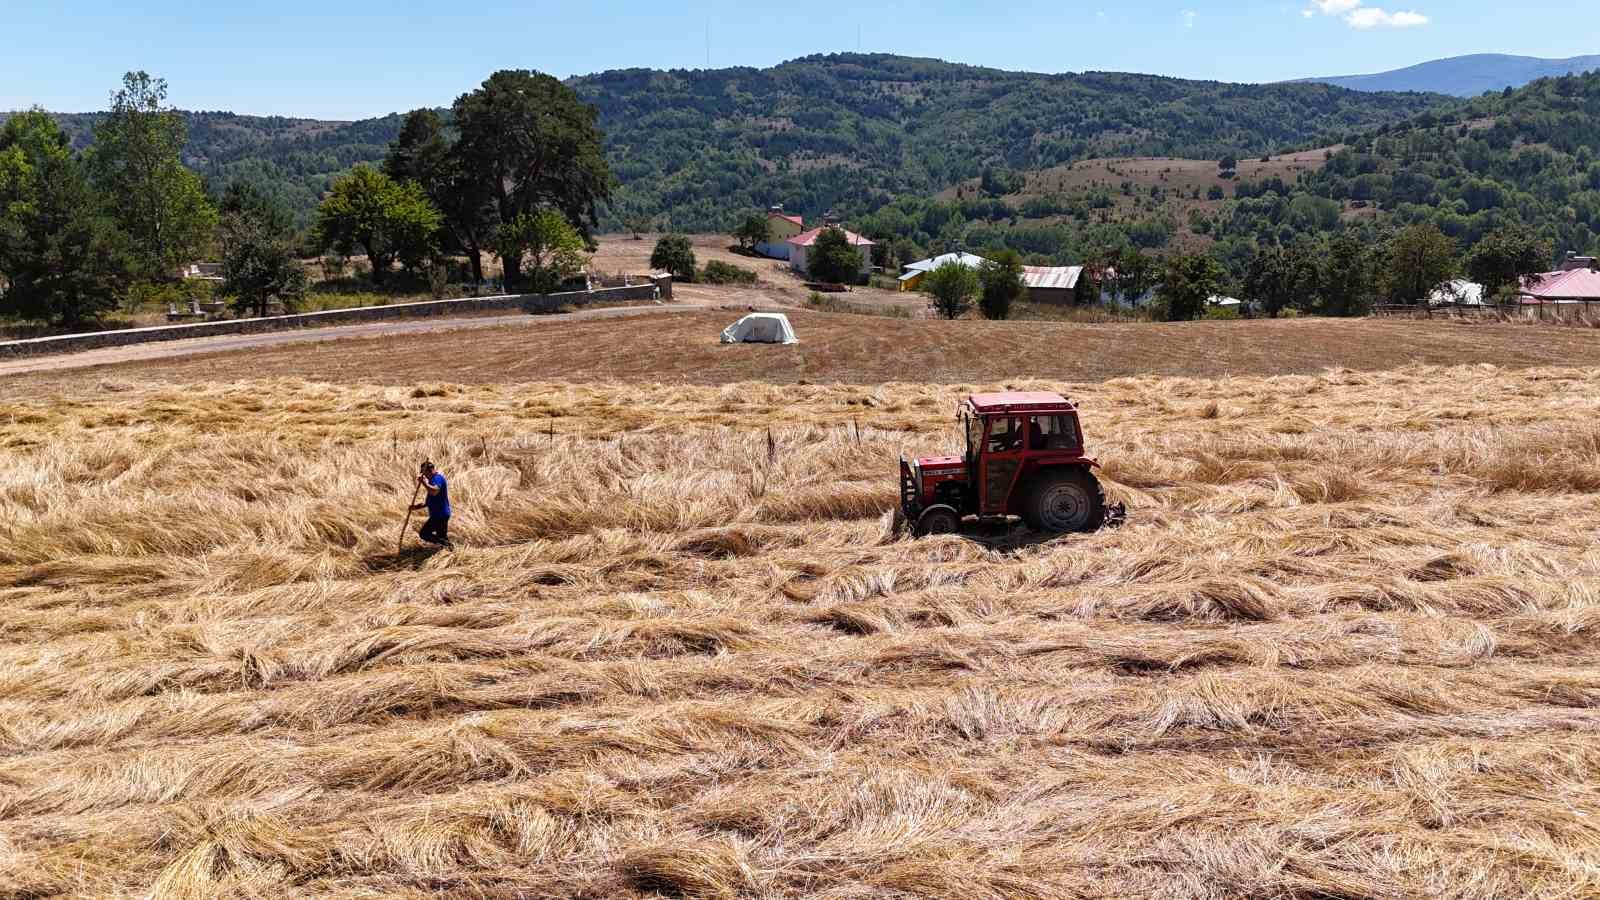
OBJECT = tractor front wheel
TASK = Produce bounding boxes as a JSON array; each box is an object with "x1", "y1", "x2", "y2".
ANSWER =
[
  {"x1": 1024, "y1": 469, "x2": 1106, "y2": 534},
  {"x1": 914, "y1": 505, "x2": 962, "y2": 537}
]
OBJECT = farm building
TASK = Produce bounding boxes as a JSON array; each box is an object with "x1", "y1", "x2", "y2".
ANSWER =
[
  {"x1": 754, "y1": 207, "x2": 805, "y2": 259},
  {"x1": 898, "y1": 252, "x2": 988, "y2": 292},
  {"x1": 1021, "y1": 265, "x2": 1081, "y2": 304},
  {"x1": 788, "y1": 226, "x2": 874, "y2": 281},
  {"x1": 1519, "y1": 265, "x2": 1600, "y2": 311}
]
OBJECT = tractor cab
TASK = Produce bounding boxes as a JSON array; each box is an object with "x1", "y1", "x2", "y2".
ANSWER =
[{"x1": 898, "y1": 392, "x2": 1115, "y2": 536}]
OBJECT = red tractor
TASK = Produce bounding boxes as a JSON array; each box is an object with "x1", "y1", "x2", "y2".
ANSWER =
[{"x1": 897, "y1": 391, "x2": 1120, "y2": 537}]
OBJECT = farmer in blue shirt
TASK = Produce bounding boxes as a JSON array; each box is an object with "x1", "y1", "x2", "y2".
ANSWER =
[{"x1": 411, "y1": 461, "x2": 453, "y2": 548}]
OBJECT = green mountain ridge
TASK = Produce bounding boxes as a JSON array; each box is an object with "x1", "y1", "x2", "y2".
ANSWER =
[
  {"x1": 8, "y1": 54, "x2": 1456, "y2": 231},
  {"x1": 574, "y1": 53, "x2": 1455, "y2": 230}
]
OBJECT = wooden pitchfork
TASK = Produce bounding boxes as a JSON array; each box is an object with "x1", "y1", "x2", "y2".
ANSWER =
[{"x1": 398, "y1": 476, "x2": 423, "y2": 554}]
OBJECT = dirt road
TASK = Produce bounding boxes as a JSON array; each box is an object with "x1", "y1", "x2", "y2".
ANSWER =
[{"x1": 0, "y1": 301, "x2": 716, "y2": 378}]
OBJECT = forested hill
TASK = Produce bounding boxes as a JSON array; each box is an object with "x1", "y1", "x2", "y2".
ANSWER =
[
  {"x1": 35, "y1": 111, "x2": 405, "y2": 229},
  {"x1": 574, "y1": 54, "x2": 1454, "y2": 230},
  {"x1": 18, "y1": 53, "x2": 1455, "y2": 230},
  {"x1": 1283, "y1": 69, "x2": 1600, "y2": 254}
]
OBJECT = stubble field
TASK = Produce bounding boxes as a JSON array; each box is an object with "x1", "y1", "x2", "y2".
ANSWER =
[{"x1": 3, "y1": 363, "x2": 1600, "y2": 897}]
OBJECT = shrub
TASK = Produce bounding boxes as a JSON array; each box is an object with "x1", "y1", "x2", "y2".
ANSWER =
[
  {"x1": 127, "y1": 280, "x2": 215, "y2": 312},
  {"x1": 320, "y1": 254, "x2": 347, "y2": 281},
  {"x1": 650, "y1": 235, "x2": 696, "y2": 281},
  {"x1": 700, "y1": 260, "x2": 758, "y2": 285},
  {"x1": 923, "y1": 260, "x2": 979, "y2": 320},
  {"x1": 977, "y1": 250, "x2": 1025, "y2": 321}
]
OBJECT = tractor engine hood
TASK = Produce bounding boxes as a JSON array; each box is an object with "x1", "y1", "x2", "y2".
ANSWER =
[{"x1": 913, "y1": 455, "x2": 967, "y2": 475}]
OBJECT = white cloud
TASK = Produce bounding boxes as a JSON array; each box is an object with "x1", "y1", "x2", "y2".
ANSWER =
[
  {"x1": 1345, "y1": 7, "x2": 1429, "y2": 27},
  {"x1": 1304, "y1": 0, "x2": 1429, "y2": 28}
]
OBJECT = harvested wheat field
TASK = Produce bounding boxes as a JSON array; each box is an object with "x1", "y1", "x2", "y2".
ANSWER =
[
  {"x1": 12, "y1": 310, "x2": 1600, "y2": 395},
  {"x1": 4, "y1": 365, "x2": 1600, "y2": 898}
]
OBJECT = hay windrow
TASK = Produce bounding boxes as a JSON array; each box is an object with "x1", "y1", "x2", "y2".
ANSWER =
[{"x1": 3, "y1": 365, "x2": 1600, "y2": 897}]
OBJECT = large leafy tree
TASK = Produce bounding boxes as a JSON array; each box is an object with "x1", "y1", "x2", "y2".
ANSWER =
[
  {"x1": 87, "y1": 71, "x2": 216, "y2": 279},
  {"x1": 650, "y1": 234, "x2": 696, "y2": 281},
  {"x1": 1108, "y1": 247, "x2": 1156, "y2": 307},
  {"x1": 1243, "y1": 242, "x2": 1319, "y2": 318},
  {"x1": 218, "y1": 183, "x2": 307, "y2": 318},
  {"x1": 383, "y1": 109, "x2": 496, "y2": 284},
  {"x1": 1383, "y1": 223, "x2": 1458, "y2": 308},
  {"x1": 1467, "y1": 225, "x2": 1551, "y2": 302},
  {"x1": 977, "y1": 249, "x2": 1025, "y2": 320},
  {"x1": 809, "y1": 227, "x2": 865, "y2": 285},
  {"x1": 313, "y1": 165, "x2": 441, "y2": 285},
  {"x1": 1157, "y1": 253, "x2": 1223, "y2": 322},
  {"x1": 382, "y1": 109, "x2": 450, "y2": 187},
  {"x1": 1318, "y1": 232, "x2": 1376, "y2": 317},
  {"x1": 0, "y1": 110, "x2": 131, "y2": 326},
  {"x1": 923, "y1": 259, "x2": 979, "y2": 320},
  {"x1": 496, "y1": 209, "x2": 589, "y2": 294},
  {"x1": 453, "y1": 70, "x2": 612, "y2": 285},
  {"x1": 734, "y1": 214, "x2": 770, "y2": 251}
]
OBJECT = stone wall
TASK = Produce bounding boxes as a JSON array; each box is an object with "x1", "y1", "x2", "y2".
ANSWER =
[{"x1": 0, "y1": 277, "x2": 671, "y2": 360}]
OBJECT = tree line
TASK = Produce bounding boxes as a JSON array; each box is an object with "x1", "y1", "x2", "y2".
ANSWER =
[
  {"x1": 1, "y1": 73, "x2": 216, "y2": 325},
  {"x1": 0, "y1": 69, "x2": 612, "y2": 327}
]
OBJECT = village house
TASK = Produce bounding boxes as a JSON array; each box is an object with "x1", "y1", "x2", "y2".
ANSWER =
[
  {"x1": 1519, "y1": 255, "x2": 1600, "y2": 313},
  {"x1": 787, "y1": 225, "x2": 874, "y2": 281},
  {"x1": 754, "y1": 206, "x2": 805, "y2": 260},
  {"x1": 1021, "y1": 265, "x2": 1080, "y2": 305},
  {"x1": 897, "y1": 252, "x2": 988, "y2": 292}
]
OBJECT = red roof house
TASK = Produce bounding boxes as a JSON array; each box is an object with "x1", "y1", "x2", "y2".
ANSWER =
[
  {"x1": 1520, "y1": 267, "x2": 1600, "y2": 303},
  {"x1": 786, "y1": 226, "x2": 875, "y2": 281}
]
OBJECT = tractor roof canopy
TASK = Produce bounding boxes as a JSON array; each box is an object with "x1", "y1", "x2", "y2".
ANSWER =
[{"x1": 966, "y1": 391, "x2": 1076, "y2": 415}]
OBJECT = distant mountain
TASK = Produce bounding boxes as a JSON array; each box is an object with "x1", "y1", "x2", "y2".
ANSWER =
[{"x1": 1294, "y1": 54, "x2": 1600, "y2": 97}]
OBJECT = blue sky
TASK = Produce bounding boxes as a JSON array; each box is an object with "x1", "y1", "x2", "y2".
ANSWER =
[{"x1": 2, "y1": 1, "x2": 1593, "y2": 119}]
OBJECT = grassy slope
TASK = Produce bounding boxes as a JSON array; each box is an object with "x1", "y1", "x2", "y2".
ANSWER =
[
  {"x1": 938, "y1": 148, "x2": 1341, "y2": 251},
  {"x1": 3, "y1": 365, "x2": 1600, "y2": 896}
]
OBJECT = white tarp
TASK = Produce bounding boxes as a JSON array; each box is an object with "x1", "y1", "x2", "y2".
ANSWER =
[
  {"x1": 720, "y1": 312, "x2": 798, "y2": 345},
  {"x1": 1430, "y1": 279, "x2": 1485, "y2": 306}
]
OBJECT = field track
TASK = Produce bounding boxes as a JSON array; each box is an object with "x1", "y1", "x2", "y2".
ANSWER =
[
  {"x1": 4, "y1": 363, "x2": 1600, "y2": 897},
  {"x1": 8, "y1": 309, "x2": 1600, "y2": 396}
]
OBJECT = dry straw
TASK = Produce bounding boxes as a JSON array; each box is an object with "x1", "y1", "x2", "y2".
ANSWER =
[{"x1": 2, "y1": 365, "x2": 1600, "y2": 897}]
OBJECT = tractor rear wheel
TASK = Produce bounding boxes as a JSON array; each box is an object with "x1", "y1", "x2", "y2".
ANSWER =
[
  {"x1": 915, "y1": 505, "x2": 962, "y2": 537},
  {"x1": 1024, "y1": 469, "x2": 1105, "y2": 534}
]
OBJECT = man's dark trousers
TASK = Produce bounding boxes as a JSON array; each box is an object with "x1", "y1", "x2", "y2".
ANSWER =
[{"x1": 419, "y1": 515, "x2": 450, "y2": 546}]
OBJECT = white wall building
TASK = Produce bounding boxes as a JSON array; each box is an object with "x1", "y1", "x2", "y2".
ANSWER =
[{"x1": 787, "y1": 226, "x2": 875, "y2": 281}]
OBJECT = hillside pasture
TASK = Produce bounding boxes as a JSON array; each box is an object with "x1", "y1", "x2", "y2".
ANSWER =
[
  {"x1": 940, "y1": 150, "x2": 1341, "y2": 251},
  {"x1": 2, "y1": 364, "x2": 1600, "y2": 897},
  {"x1": 1009, "y1": 149, "x2": 1335, "y2": 199}
]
